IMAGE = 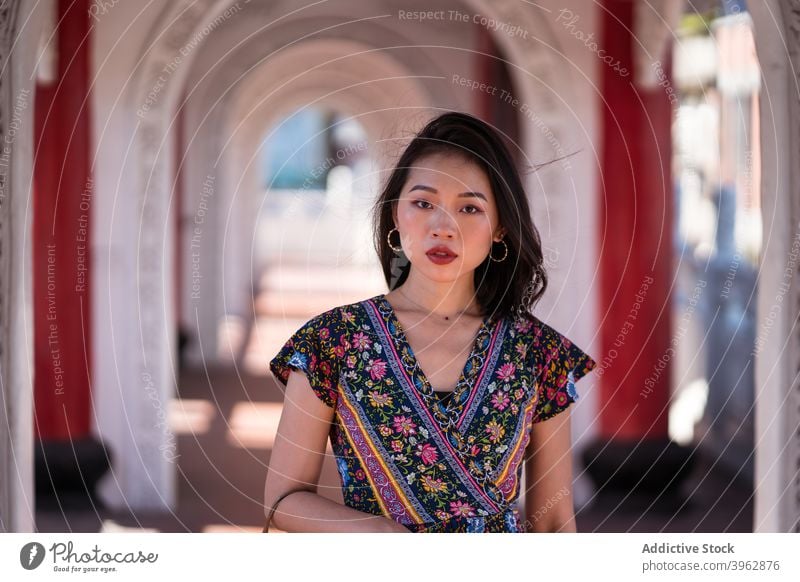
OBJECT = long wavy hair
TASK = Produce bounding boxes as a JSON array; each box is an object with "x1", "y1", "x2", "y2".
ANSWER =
[{"x1": 371, "y1": 111, "x2": 548, "y2": 321}]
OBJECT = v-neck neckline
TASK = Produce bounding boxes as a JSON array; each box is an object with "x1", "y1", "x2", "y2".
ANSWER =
[{"x1": 374, "y1": 293, "x2": 495, "y2": 426}]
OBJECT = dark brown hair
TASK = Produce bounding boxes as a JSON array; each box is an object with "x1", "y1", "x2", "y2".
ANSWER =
[{"x1": 371, "y1": 111, "x2": 548, "y2": 320}]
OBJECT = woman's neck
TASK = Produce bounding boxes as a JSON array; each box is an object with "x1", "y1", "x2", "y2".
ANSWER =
[{"x1": 394, "y1": 271, "x2": 482, "y2": 318}]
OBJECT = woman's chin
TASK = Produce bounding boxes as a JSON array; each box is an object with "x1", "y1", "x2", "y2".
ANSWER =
[{"x1": 413, "y1": 264, "x2": 470, "y2": 284}]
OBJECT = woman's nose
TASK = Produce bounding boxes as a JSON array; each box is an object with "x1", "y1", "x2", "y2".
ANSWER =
[{"x1": 430, "y1": 205, "x2": 457, "y2": 238}]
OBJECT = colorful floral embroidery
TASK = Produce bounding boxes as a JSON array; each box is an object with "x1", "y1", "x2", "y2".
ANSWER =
[{"x1": 269, "y1": 293, "x2": 596, "y2": 532}]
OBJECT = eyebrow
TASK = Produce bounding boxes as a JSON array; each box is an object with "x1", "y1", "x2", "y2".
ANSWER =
[{"x1": 408, "y1": 184, "x2": 487, "y2": 202}]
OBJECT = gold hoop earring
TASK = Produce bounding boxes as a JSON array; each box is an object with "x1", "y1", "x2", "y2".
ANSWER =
[
  {"x1": 489, "y1": 239, "x2": 508, "y2": 262},
  {"x1": 387, "y1": 227, "x2": 403, "y2": 253}
]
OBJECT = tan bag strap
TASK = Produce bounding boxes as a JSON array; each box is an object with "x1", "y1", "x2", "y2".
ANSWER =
[{"x1": 262, "y1": 489, "x2": 307, "y2": 533}]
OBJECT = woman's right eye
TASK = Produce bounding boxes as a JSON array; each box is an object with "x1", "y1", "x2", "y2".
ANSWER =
[{"x1": 412, "y1": 199, "x2": 433, "y2": 209}]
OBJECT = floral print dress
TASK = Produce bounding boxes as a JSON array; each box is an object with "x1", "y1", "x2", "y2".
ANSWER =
[{"x1": 269, "y1": 294, "x2": 596, "y2": 532}]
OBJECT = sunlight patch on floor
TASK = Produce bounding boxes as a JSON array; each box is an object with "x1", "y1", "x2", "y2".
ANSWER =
[
  {"x1": 226, "y1": 401, "x2": 283, "y2": 449},
  {"x1": 169, "y1": 398, "x2": 217, "y2": 436}
]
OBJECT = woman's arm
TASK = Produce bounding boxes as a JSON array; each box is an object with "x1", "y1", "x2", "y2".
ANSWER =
[
  {"x1": 264, "y1": 369, "x2": 408, "y2": 533},
  {"x1": 522, "y1": 408, "x2": 577, "y2": 532}
]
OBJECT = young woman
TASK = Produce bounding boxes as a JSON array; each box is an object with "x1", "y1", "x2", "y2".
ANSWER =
[{"x1": 263, "y1": 111, "x2": 596, "y2": 533}]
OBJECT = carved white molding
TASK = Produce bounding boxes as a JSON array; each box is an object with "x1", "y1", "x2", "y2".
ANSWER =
[
  {"x1": 122, "y1": 0, "x2": 226, "y2": 510},
  {"x1": 0, "y1": 0, "x2": 20, "y2": 417},
  {"x1": 0, "y1": 0, "x2": 20, "y2": 534},
  {"x1": 778, "y1": 0, "x2": 800, "y2": 533},
  {"x1": 1, "y1": 0, "x2": 40, "y2": 532},
  {"x1": 750, "y1": 0, "x2": 800, "y2": 533}
]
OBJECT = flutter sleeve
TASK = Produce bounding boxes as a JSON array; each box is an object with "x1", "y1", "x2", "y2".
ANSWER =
[
  {"x1": 269, "y1": 308, "x2": 342, "y2": 409},
  {"x1": 532, "y1": 321, "x2": 596, "y2": 423}
]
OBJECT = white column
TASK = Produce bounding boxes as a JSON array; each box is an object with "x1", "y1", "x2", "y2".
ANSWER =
[
  {"x1": 750, "y1": 0, "x2": 800, "y2": 533},
  {"x1": 0, "y1": 0, "x2": 44, "y2": 532}
]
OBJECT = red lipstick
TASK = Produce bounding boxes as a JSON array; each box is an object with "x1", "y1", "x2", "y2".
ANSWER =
[{"x1": 426, "y1": 245, "x2": 458, "y2": 265}]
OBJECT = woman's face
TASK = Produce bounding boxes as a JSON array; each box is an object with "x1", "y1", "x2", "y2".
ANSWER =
[{"x1": 393, "y1": 152, "x2": 506, "y2": 283}]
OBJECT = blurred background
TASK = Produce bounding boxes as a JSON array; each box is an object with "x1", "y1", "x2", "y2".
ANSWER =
[{"x1": 1, "y1": 0, "x2": 798, "y2": 533}]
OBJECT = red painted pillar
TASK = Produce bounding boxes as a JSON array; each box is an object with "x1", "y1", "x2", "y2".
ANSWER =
[
  {"x1": 598, "y1": 0, "x2": 673, "y2": 441},
  {"x1": 33, "y1": 0, "x2": 93, "y2": 441}
]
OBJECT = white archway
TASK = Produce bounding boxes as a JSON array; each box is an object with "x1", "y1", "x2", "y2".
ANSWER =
[
  {"x1": 179, "y1": 38, "x2": 432, "y2": 367},
  {"x1": 119, "y1": 0, "x2": 586, "y2": 511}
]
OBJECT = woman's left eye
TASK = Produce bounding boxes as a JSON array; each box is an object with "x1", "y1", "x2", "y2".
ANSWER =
[{"x1": 462, "y1": 205, "x2": 482, "y2": 214}]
